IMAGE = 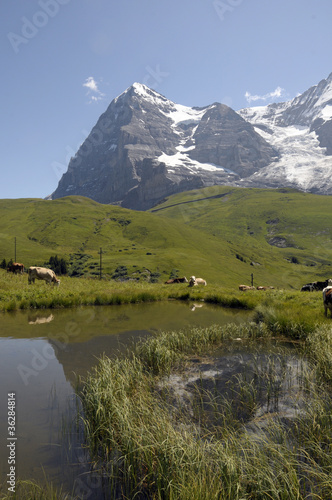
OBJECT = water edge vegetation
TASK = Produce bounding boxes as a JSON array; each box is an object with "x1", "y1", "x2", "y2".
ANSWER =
[
  {"x1": 1, "y1": 272, "x2": 332, "y2": 499},
  {"x1": 78, "y1": 316, "x2": 332, "y2": 499}
]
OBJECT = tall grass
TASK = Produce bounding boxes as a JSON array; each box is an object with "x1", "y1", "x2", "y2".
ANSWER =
[
  {"x1": 0, "y1": 478, "x2": 74, "y2": 500},
  {"x1": 80, "y1": 319, "x2": 332, "y2": 499},
  {"x1": 1, "y1": 269, "x2": 328, "y2": 322},
  {"x1": 305, "y1": 324, "x2": 332, "y2": 382},
  {"x1": 0, "y1": 272, "x2": 173, "y2": 312}
]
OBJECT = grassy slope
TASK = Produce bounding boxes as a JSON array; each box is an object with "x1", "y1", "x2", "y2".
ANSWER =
[
  {"x1": 150, "y1": 186, "x2": 332, "y2": 288},
  {"x1": 0, "y1": 196, "x2": 229, "y2": 282},
  {"x1": 1, "y1": 186, "x2": 332, "y2": 288}
]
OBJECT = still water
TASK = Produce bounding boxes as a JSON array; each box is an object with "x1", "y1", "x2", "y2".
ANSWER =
[{"x1": 0, "y1": 301, "x2": 249, "y2": 496}]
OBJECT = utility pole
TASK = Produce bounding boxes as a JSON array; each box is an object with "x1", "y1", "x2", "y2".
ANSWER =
[{"x1": 99, "y1": 247, "x2": 103, "y2": 280}]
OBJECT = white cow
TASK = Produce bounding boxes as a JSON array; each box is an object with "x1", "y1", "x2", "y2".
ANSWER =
[
  {"x1": 28, "y1": 266, "x2": 60, "y2": 286},
  {"x1": 189, "y1": 276, "x2": 207, "y2": 287}
]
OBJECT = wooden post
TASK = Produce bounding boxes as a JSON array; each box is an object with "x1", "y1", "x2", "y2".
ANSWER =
[
  {"x1": 99, "y1": 247, "x2": 103, "y2": 280},
  {"x1": 251, "y1": 273, "x2": 254, "y2": 287}
]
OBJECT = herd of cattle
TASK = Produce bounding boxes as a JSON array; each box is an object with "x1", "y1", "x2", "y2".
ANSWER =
[
  {"x1": 7, "y1": 262, "x2": 60, "y2": 286},
  {"x1": 165, "y1": 276, "x2": 207, "y2": 286},
  {"x1": 6, "y1": 263, "x2": 332, "y2": 317},
  {"x1": 238, "y1": 285, "x2": 274, "y2": 291},
  {"x1": 300, "y1": 278, "x2": 332, "y2": 317}
]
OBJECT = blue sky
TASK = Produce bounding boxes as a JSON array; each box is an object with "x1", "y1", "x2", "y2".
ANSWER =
[{"x1": 1, "y1": 0, "x2": 332, "y2": 199}]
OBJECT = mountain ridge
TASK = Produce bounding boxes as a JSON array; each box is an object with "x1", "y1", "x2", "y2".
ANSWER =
[
  {"x1": 51, "y1": 73, "x2": 332, "y2": 208},
  {"x1": 50, "y1": 83, "x2": 278, "y2": 209}
]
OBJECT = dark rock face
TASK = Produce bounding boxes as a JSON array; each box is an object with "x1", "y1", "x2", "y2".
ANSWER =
[
  {"x1": 51, "y1": 86, "x2": 180, "y2": 206},
  {"x1": 121, "y1": 159, "x2": 205, "y2": 211},
  {"x1": 189, "y1": 104, "x2": 277, "y2": 177},
  {"x1": 51, "y1": 83, "x2": 278, "y2": 210},
  {"x1": 311, "y1": 118, "x2": 332, "y2": 155}
]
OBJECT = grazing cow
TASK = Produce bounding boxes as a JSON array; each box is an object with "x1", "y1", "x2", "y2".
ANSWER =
[
  {"x1": 7, "y1": 262, "x2": 24, "y2": 274},
  {"x1": 312, "y1": 279, "x2": 332, "y2": 291},
  {"x1": 323, "y1": 286, "x2": 332, "y2": 317},
  {"x1": 28, "y1": 266, "x2": 60, "y2": 286},
  {"x1": 189, "y1": 276, "x2": 207, "y2": 287},
  {"x1": 301, "y1": 279, "x2": 332, "y2": 292},
  {"x1": 301, "y1": 284, "x2": 314, "y2": 292},
  {"x1": 239, "y1": 285, "x2": 255, "y2": 291},
  {"x1": 165, "y1": 277, "x2": 188, "y2": 284}
]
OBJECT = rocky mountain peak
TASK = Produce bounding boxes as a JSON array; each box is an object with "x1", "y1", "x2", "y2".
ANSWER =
[
  {"x1": 238, "y1": 71, "x2": 332, "y2": 194},
  {"x1": 240, "y1": 72, "x2": 332, "y2": 128},
  {"x1": 51, "y1": 72, "x2": 332, "y2": 208}
]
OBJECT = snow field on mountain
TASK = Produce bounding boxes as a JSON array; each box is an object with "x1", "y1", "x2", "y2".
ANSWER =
[{"x1": 251, "y1": 122, "x2": 332, "y2": 191}]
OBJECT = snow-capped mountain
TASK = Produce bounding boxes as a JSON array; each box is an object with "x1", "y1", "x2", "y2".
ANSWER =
[
  {"x1": 51, "y1": 73, "x2": 332, "y2": 209},
  {"x1": 51, "y1": 83, "x2": 277, "y2": 209},
  {"x1": 238, "y1": 72, "x2": 332, "y2": 193}
]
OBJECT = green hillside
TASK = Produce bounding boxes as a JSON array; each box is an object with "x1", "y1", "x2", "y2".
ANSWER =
[
  {"x1": 0, "y1": 196, "x2": 228, "y2": 283},
  {"x1": 1, "y1": 187, "x2": 332, "y2": 289},
  {"x1": 150, "y1": 185, "x2": 332, "y2": 289}
]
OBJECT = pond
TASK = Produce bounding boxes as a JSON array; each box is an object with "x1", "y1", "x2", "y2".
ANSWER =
[{"x1": 0, "y1": 301, "x2": 250, "y2": 497}]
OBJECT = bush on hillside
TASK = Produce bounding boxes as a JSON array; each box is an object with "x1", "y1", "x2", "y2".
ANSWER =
[
  {"x1": 112, "y1": 265, "x2": 128, "y2": 280},
  {"x1": 45, "y1": 255, "x2": 68, "y2": 275},
  {"x1": 67, "y1": 253, "x2": 92, "y2": 277}
]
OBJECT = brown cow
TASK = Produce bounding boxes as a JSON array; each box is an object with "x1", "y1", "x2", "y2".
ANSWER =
[
  {"x1": 165, "y1": 277, "x2": 188, "y2": 284},
  {"x1": 7, "y1": 262, "x2": 24, "y2": 274}
]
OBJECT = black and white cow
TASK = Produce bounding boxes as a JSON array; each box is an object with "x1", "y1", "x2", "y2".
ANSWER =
[{"x1": 323, "y1": 286, "x2": 332, "y2": 317}]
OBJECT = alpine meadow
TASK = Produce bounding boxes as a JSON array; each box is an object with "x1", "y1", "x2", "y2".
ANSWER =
[
  {"x1": 1, "y1": 186, "x2": 332, "y2": 290},
  {"x1": 2, "y1": 186, "x2": 332, "y2": 500}
]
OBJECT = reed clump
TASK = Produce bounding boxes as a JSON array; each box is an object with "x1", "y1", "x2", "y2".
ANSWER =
[{"x1": 80, "y1": 320, "x2": 332, "y2": 499}]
